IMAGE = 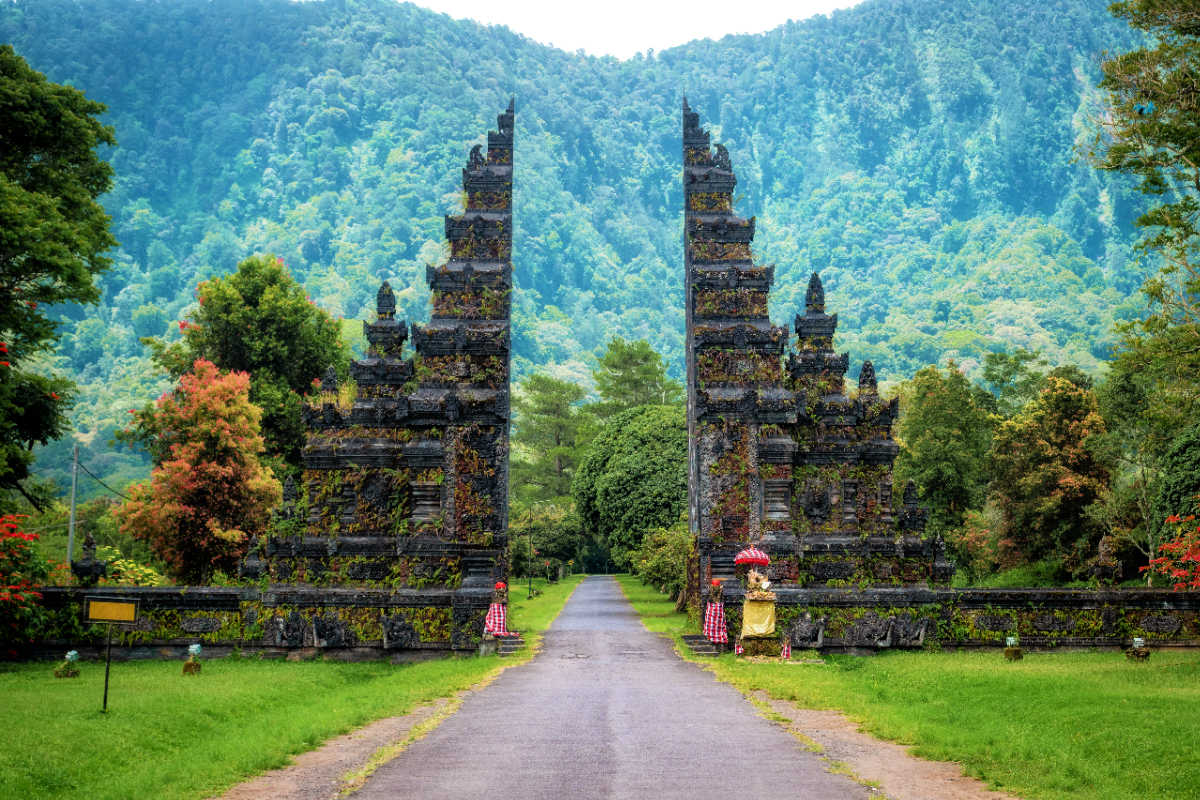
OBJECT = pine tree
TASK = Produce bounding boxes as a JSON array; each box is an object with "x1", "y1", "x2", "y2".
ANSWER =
[
  {"x1": 510, "y1": 373, "x2": 586, "y2": 505},
  {"x1": 591, "y1": 338, "x2": 683, "y2": 419},
  {"x1": 895, "y1": 364, "x2": 993, "y2": 534}
]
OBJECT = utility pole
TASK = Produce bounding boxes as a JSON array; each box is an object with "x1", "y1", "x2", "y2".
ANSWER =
[{"x1": 67, "y1": 443, "x2": 79, "y2": 564}]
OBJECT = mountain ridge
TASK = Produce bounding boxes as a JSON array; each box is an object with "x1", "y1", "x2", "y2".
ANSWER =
[{"x1": 0, "y1": 0, "x2": 1148, "y2": 493}]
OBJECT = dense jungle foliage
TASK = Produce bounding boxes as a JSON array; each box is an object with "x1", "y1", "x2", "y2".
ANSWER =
[{"x1": 0, "y1": 0, "x2": 1154, "y2": 496}]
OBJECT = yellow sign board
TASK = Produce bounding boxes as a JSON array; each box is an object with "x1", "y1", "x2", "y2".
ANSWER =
[{"x1": 86, "y1": 598, "x2": 139, "y2": 624}]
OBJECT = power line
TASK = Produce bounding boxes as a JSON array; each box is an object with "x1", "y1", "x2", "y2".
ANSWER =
[{"x1": 76, "y1": 461, "x2": 132, "y2": 501}]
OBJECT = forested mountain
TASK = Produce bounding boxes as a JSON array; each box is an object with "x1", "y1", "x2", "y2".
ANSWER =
[{"x1": 0, "y1": 0, "x2": 1148, "y2": 493}]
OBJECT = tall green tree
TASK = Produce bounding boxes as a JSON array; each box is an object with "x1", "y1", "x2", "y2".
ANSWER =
[
  {"x1": 1079, "y1": 0, "x2": 1200, "y2": 575},
  {"x1": 1096, "y1": 0, "x2": 1200, "y2": 309},
  {"x1": 510, "y1": 373, "x2": 586, "y2": 506},
  {"x1": 1087, "y1": 366, "x2": 1169, "y2": 579},
  {"x1": 1093, "y1": 0, "x2": 1200, "y2": 459},
  {"x1": 989, "y1": 376, "x2": 1111, "y2": 576},
  {"x1": 0, "y1": 45, "x2": 115, "y2": 509},
  {"x1": 572, "y1": 405, "x2": 687, "y2": 569},
  {"x1": 115, "y1": 359, "x2": 280, "y2": 583},
  {"x1": 895, "y1": 364, "x2": 994, "y2": 534},
  {"x1": 591, "y1": 338, "x2": 683, "y2": 420},
  {"x1": 144, "y1": 254, "x2": 348, "y2": 468}
]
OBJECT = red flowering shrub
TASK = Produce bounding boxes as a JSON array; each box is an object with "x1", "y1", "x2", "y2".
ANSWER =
[
  {"x1": 116, "y1": 360, "x2": 281, "y2": 584},
  {"x1": 0, "y1": 514, "x2": 49, "y2": 657},
  {"x1": 1143, "y1": 514, "x2": 1200, "y2": 590}
]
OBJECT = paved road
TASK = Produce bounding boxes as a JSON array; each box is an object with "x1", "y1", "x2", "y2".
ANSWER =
[{"x1": 354, "y1": 576, "x2": 870, "y2": 799}]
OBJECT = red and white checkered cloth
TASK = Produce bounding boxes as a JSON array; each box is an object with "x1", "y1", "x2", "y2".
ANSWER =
[
  {"x1": 735, "y1": 641, "x2": 745, "y2": 655},
  {"x1": 702, "y1": 601, "x2": 728, "y2": 645},
  {"x1": 781, "y1": 638, "x2": 791, "y2": 659},
  {"x1": 484, "y1": 602, "x2": 516, "y2": 636}
]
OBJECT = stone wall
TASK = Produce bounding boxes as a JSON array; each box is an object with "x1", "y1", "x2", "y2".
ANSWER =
[
  {"x1": 34, "y1": 585, "x2": 469, "y2": 660},
  {"x1": 31, "y1": 584, "x2": 1200, "y2": 659}
]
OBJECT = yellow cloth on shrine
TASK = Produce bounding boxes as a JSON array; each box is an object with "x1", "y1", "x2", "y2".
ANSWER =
[{"x1": 742, "y1": 599, "x2": 776, "y2": 638}]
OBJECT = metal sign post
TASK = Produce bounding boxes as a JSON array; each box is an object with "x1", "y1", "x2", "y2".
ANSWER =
[{"x1": 85, "y1": 598, "x2": 139, "y2": 713}]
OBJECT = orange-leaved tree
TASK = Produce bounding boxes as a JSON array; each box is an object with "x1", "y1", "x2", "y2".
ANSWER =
[
  {"x1": 116, "y1": 359, "x2": 280, "y2": 583},
  {"x1": 988, "y1": 375, "x2": 1112, "y2": 578}
]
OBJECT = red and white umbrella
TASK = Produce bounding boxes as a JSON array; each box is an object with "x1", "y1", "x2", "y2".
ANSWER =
[{"x1": 734, "y1": 546, "x2": 770, "y2": 566}]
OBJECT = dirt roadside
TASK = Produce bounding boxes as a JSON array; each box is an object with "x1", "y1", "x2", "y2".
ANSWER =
[
  {"x1": 214, "y1": 697, "x2": 451, "y2": 800},
  {"x1": 753, "y1": 691, "x2": 1023, "y2": 800}
]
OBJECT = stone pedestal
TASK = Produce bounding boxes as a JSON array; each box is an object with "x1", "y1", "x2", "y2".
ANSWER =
[{"x1": 737, "y1": 637, "x2": 781, "y2": 657}]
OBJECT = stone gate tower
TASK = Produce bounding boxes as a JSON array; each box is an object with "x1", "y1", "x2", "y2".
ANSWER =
[
  {"x1": 249, "y1": 101, "x2": 515, "y2": 653},
  {"x1": 683, "y1": 99, "x2": 952, "y2": 606}
]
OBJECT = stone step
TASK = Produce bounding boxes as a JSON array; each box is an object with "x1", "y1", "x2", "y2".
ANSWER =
[
  {"x1": 681, "y1": 634, "x2": 720, "y2": 656},
  {"x1": 496, "y1": 635, "x2": 524, "y2": 656}
]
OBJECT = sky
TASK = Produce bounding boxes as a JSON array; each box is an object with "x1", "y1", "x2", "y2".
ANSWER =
[{"x1": 410, "y1": 0, "x2": 869, "y2": 60}]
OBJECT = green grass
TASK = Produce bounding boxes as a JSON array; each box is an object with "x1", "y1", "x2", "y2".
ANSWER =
[
  {"x1": 615, "y1": 575, "x2": 1200, "y2": 800},
  {"x1": 0, "y1": 575, "x2": 582, "y2": 800}
]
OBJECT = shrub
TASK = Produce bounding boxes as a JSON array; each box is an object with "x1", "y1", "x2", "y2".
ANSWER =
[
  {"x1": 1144, "y1": 513, "x2": 1200, "y2": 590},
  {"x1": 632, "y1": 518, "x2": 691, "y2": 601},
  {"x1": 0, "y1": 514, "x2": 49, "y2": 657},
  {"x1": 95, "y1": 545, "x2": 166, "y2": 587}
]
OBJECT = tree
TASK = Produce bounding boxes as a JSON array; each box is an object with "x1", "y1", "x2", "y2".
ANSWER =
[
  {"x1": 1144, "y1": 513, "x2": 1200, "y2": 590},
  {"x1": 1151, "y1": 423, "x2": 1200, "y2": 539},
  {"x1": 510, "y1": 373, "x2": 586, "y2": 506},
  {"x1": 115, "y1": 359, "x2": 280, "y2": 583},
  {"x1": 572, "y1": 405, "x2": 687, "y2": 569},
  {"x1": 894, "y1": 364, "x2": 993, "y2": 534},
  {"x1": 0, "y1": 45, "x2": 116, "y2": 509},
  {"x1": 1095, "y1": 0, "x2": 1200, "y2": 324},
  {"x1": 1089, "y1": 367, "x2": 1168, "y2": 580},
  {"x1": 144, "y1": 254, "x2": 348, "y2": 467},
  {"x1": 1093, "y1": 1, "x2": 1200, "y2": 465},
  {"x1": 1087, "y1": 1, "x2": 1200, "y2": 576},
  {"x1": 591, "y1": 338, "x2": 683, "y2": 420},
  {"x1": 988, "y1": 376, "x2": 1111, "y2": 576},
  {"x1": 507, "y1": 507, "x2": 589, "y2": 578},
  {"x1": 979, "y1": 348, "x2": 1048, "y2": 417}
]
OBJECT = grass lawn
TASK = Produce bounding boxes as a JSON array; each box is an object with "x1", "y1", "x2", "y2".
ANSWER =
[
  {"x1": 616, "y1": 575, "x2": 1200, "y2": 800},
  {"x1": 0, "y1": 575, "x2": 582, "y2": 800}
]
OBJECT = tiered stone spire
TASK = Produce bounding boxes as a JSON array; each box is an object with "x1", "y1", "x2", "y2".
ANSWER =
[
  {"x1": 683, "y1": 98, "x2": 794, "y2": 562},
  {"x1": 683, "y1": 100, "x2": 951, "y2": 602}
]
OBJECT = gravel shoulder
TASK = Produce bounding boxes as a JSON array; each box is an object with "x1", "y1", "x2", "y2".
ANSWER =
[
  {"x1": 214, "y1": 697, "x2": 452, "y2": 800},
  {"x1": 751, "y1": 692, "x2": 1024, "y2": 800}
]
